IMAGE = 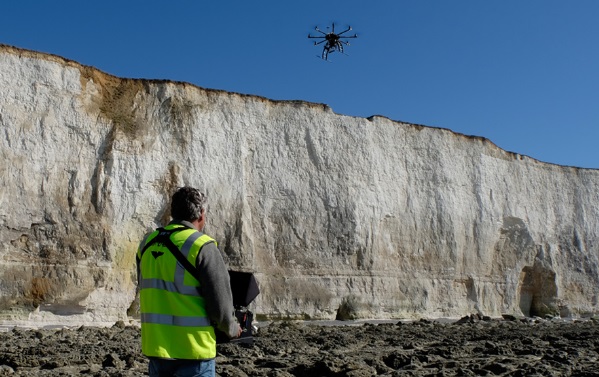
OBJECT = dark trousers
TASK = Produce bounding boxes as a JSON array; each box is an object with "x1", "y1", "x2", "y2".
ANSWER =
[{"x1": 149, "y1": 358, "x2": 216, "y2": 377}]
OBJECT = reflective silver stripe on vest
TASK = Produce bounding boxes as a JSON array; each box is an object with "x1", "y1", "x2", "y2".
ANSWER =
[
  {"x1": 141, "y1": 313, "x2": 211, "y2": 327},
  {"x1": 141, "y1": 278, "x2": 199, "y2": 296},
  {"x1": 139, "y1": 232, "x2": 153, "y2": 252},
  {"x1": 174, "y1": 231, "x2": 203, "y2": 286}
]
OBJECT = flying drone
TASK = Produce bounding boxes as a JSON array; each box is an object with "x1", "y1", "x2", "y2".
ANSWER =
[{"x1": 308, "y1": 23, "x2": 358, "y2": 61}]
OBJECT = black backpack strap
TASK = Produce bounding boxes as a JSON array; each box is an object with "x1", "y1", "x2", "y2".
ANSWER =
[{"x1": 140, "y1": 227, "x2": 203, "y2": 283}]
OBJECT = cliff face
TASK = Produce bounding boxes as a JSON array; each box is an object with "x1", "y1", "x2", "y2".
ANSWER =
[{"x1": 1, "y1": 45, "x2": 598, "y2": 325}]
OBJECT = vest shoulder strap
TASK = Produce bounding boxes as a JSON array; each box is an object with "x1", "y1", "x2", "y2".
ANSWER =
[{"x1": 140, "y1": 226, "x2": 204, "y2": 283}]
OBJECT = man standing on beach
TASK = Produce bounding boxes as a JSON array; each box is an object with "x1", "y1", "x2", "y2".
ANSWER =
[{"x1": 136, "y1": 186, "x2": 241, "y2": 377}]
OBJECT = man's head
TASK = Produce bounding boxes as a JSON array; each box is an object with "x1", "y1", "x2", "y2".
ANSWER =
[{"x1": 170, "y1": 187, "x2": 207, "y2": 226}]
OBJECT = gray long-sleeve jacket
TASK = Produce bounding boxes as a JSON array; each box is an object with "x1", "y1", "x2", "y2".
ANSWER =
[{"x1": 191, "y1": 226, "x2": 240, "y2": 339}]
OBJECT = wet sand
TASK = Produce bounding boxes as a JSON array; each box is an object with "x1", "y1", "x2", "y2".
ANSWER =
[{"x1": 1, "y1": 316, "x2": 598, "y2": 376}]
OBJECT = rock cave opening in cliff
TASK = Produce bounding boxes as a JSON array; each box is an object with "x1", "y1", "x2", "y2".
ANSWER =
[{"x1": 518, "y1": 265, "x2": 558, "y2": 317}]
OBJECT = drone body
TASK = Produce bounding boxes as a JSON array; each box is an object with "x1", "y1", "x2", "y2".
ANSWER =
[{"x1": 308, "y1": 23, "x2": 358, "y2": 61}]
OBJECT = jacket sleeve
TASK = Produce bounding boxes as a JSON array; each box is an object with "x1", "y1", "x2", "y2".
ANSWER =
[{"x1": 196, "y1": 242, "x2": 239, "y2": 338}]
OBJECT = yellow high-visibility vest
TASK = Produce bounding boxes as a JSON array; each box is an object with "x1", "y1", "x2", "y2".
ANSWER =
[{"x1": 137, "y1": 224, "x2": 217, "y2": 359}]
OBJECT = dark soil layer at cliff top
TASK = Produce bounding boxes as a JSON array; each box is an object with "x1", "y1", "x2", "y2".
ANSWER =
[{"x1": 0, "y1": 317, "x2": 598, "y2": 376}]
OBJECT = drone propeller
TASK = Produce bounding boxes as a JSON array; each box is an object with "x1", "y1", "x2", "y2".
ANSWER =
[{"x1": 312, "y1": 26, "x2": 327, "y2": 36}]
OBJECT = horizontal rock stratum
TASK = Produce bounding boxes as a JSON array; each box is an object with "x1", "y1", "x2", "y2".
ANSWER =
[{"x1": 1, "y1": 44, "x2": 598, "y2": 326}]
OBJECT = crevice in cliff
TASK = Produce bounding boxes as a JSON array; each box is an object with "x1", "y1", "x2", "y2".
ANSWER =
[
  {"x1": 223, "y1": 215, "x2": 244, "y2": 264},
  {"x1": 90, "y1": 131, "x2": 112, "y2": 215},
  {"x1": 303, "y1": 129, "x2": 322, "y2": 169},
  {"x1": 156, "y1": 162, "x2": 181, "y2": 226}
]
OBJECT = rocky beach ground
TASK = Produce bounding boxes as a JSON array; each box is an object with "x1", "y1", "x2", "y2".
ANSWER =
[{"x1": 0, "y1": 316, "x2": 598, "y2": 376}]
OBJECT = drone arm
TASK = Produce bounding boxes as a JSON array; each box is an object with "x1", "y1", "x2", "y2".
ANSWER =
[{"x1": 337, "y1": 27, "x2": 353, "y2": 35}]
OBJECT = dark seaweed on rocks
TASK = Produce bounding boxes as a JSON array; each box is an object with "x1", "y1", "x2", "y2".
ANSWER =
[{"x1": 0, "y1": 318, "x2": 599, "y2": 376}]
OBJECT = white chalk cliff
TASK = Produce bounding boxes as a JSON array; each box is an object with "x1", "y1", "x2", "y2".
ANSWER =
[{"x1": 1, "y1": 44, "x2": 598, "y2": 326}]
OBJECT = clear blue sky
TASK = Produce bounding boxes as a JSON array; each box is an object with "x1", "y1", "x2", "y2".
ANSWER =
[{"x1": 2, "y1": 1, "x2": 598, "y2": 168}]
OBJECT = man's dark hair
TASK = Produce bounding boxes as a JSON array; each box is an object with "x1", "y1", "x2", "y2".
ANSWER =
[{"x1": 170, "y1": 186, "x2": 207, "y2": 222}]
